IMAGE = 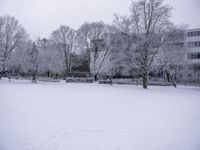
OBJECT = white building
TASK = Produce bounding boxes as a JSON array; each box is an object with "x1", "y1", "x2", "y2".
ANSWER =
[
  {"x1": 185, "y1": 28, "x2": 200, "y2": 79},
  {"x1": 167, "y1": 28, "x2": 200, "y2": 82}
]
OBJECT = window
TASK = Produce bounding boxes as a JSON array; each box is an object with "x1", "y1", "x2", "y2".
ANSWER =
[
  {"x1": 188, "y1": 41, "x2": 200, "y2": 48},
  {"x1": 188, "y1": 31, "x2": 200, "y2": 37},
  {"x1": 188, "y1": 74, "x2": 192, "y2": 79},
  {"x1": 198, "y1": 31, "x2": 200, "y2": 36},
  {"x1": 179, "y1": 74, "x2": 182, "y2": 79},
  {"x1": 197, "y1": 53, "x2": 200, "y2": 59},
  {"x1": 188, "y1": 53, "x2": 195, "y2": 59},
  {"x1": 188, "y1": 52, "x2": 200, "y2": 60}
]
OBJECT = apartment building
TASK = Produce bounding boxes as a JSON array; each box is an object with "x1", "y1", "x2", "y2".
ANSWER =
[
  {"x1": 185, "y1": 28, "x2": 200, "y2": 80},
  {"x1": 168, "y1": 28, "x2": 200, "y2": 82}
]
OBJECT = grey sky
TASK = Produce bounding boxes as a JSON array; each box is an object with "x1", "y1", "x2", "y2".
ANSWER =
[{"x1": 0, "y1": 0, "x2": 200, "y2": 39}]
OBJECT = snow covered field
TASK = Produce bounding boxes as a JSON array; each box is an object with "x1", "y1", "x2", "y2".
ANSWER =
[{"x1": 0, "y1": 79, "x2": 200, "y2": 150}]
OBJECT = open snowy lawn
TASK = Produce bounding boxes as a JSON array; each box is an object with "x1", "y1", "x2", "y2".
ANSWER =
[{"x1": 0, "y1": 79, "x2": 200, "y2": 150}]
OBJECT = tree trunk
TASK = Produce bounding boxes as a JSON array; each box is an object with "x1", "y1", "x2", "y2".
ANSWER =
[
  {"x1": 143, "y1": 73, "x2": 148, "y2": 89},
  {"x1": 132, "y1": 74, "x2": 134, "y2": 82},
  {"x1": 109, "y1": 76, "x2": 113, "y2": 85},
  {"x1": 7, "y1": 72, "x2": 11, "y2": 82},
  {"x1": 47, "y1": 71, "x2": 50, "y2": 77},
  {"x1": 65, "y1": 69, "x2": 70, "y2": 82},
  {"x1": 94, "y1": 74, "x2": 98, "y2": 81},
  {"x1": 32, "y1": 74, "x2": 37, "y2": 83},
  {"x1": 2, "y1": 62, "x2": 6, "y2": 76},
  {"x1": 143, "y1": 48, "x2": 148, "y2": 89},
  {"x1": 0, "y1": 63, "x2": 6, "y2": 79}
]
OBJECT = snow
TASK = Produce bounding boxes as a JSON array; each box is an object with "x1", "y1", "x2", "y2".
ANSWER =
[{"x1": 0, "y1": 79, "x2": 200, "y2": 150}]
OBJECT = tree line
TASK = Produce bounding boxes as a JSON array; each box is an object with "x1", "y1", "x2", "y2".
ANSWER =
[{"x1": 0, "y1": 0, "x2": 186, "y2": 88}]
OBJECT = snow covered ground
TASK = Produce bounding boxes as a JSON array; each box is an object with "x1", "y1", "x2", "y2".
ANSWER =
[{"x1": 0, "y1": 78, "x2": 200, "y2": 150}]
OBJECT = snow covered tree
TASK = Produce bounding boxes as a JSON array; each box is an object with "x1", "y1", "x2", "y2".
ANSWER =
[
  {"x1": 77, "y1": 22, "x2": 106, "y2": 80},
  {"x1": 6, "y1": 41, "x2": 27, "y2": 77},
  {"x1": 113, "y1": 14, "x2": 132, "y2": 34},
  {"x1": 51, "y1": 25, "x2": 76, "y2": 80},
  {"x1": 23, "y1": 41, "x2": 40, "y2": 83},
  {"x1": 37, "y1": 38, "x2": 64, "y2": 77},
  {"x1": 112, "y1": 15, "x2": 137, "y2": 79},
  {"x1": 98, "y1": 30, "x2": 131, "y2": 83},
  {"x1": 0, "y1": 15, "x2": 27, "y2": 79},
  {"x1": 128, "y1": 0, "x2": 173, "y2": 89}
]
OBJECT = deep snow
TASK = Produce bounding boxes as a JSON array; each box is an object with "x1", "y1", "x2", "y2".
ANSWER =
[{"x1": 0, "y1": 79, "x2": 200, "y2": 150}]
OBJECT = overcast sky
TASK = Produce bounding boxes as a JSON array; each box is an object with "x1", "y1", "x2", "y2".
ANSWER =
[{"x1": 0, "y1": 0, "x2": 200, "y2": 39}]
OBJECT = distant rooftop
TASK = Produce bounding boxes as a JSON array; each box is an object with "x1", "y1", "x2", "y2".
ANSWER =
[{"x1": 187, "y1": 25, "x2": 200, "y2": 30}]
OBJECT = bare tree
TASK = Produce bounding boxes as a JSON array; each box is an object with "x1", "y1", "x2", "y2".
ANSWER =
[
  {"x1": 51, "y1": 25, "x2": 76, "y2": 80},
  {"x1": 0, "y1": 15, "x2": 27, "y2": 79},
  {"x1": 129, "y1": 0, "x2": 173, "y2": 88},
  {"x1": 113, "y1": 14, "x2": 132, "y2": 34}
]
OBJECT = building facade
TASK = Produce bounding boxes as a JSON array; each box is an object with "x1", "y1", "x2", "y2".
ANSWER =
[{"x1": 167, "y1": 28, "x2": 200, "y2": 82}]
